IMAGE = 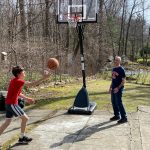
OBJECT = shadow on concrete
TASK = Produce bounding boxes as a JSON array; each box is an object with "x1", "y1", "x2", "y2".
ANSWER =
[
  {"x1": 7, "y1": 142, "x2": 29, "y2": 150},
  {"x1": 50, "y1": 120, "x2": 120, "y2": 149},
  {"x1": 3, "y1": 110, "x2": 61, "y2": 134}
]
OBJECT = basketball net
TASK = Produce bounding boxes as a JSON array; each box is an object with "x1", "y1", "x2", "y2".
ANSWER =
[{"x1": 67, "y1": 15, "x2": 81, "y2": 28}]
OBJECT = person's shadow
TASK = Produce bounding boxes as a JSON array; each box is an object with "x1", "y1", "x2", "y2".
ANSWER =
[
  {"x1": 6, "y1": 142, "x2": 29, "y2": 150},
  {"x1": 50, "y1": 120, "x2": 120, "y2": 149}
]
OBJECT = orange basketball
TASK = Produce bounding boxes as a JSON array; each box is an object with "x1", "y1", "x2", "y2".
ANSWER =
[{"x1": 47, "y1": 58, "x2": 59, "y2": 70}]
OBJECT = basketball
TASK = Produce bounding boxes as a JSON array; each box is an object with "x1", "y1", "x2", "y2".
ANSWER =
[{"x1": 47, "y1": 58, "x2": 59, "y2": 70}]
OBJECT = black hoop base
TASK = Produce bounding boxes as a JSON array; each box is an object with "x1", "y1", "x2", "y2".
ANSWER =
[{"x1": 68, "y1": 87, "x2": 97, "y2": 115}]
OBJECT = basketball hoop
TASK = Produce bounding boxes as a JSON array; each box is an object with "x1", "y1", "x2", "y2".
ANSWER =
[{"x1": 57, "y1": 0, "x2": 98, "y2": 24}]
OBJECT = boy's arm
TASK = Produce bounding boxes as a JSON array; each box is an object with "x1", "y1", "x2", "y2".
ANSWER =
[
  {"x1": 19, "y1": 93, "x2": 35, "y2": 104},
  {"x1": 24, "y1": 71, "x2": 51, "y2": 88}
]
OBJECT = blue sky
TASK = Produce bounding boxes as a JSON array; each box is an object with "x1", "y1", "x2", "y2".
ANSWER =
[
  {"x1": 145, "y1": 6, "x2": 150, "y2": 24},
  {"x1": 129, "y1": 0, "x2": 150, "y2": 24}
]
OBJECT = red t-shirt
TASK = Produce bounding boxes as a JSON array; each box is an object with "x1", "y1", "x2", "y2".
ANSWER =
[{"x1": 5, "y1": 77, "x2": 25, "y2": 105}]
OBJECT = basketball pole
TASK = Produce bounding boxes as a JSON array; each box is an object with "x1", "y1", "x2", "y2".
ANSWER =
[
  {"x1": 78, "y1": 24, "x2": 86, "y2": 88},
  {"x1": 80, "y1": 0, "x2": 86, "y2": 88},
  {"x1": 68, "y1": 23, "x2": 97, "y2": 115}
]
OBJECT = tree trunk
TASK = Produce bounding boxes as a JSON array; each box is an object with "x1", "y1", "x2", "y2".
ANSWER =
[
  {"x1": 45, "y1": 0, "x2": 49, "y2": 37},
  {"x1": 118, "y1": 0, "x2": 126, "y2": 55},
  {"x1": 98, "y1": 0, "x2": 105, "y2": 70},
  {"x1": 18, "y1": 0, "x2": 26, "y2": 41},
  {"x1": 124, "y1": 0, "x2": 137, "y2": 56}
]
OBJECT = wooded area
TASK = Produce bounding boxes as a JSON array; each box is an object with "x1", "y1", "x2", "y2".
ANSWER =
[{"x1": 0, "y1": 0, "x2": 150, "y2": 76}]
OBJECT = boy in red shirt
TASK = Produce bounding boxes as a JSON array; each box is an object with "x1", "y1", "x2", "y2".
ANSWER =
[{"x1": 0, "y1": 66, "x2": 49, "y2": 145}]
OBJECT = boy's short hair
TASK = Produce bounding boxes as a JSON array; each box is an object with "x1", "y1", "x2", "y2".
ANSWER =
[{"x1": 12, "y1": 66, "x2": 24, "y2": 77}]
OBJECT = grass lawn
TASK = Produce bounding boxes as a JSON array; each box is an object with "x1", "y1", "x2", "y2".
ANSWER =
[{"x1": 28, "y1": 79, "x2": 150, "y2": 113}]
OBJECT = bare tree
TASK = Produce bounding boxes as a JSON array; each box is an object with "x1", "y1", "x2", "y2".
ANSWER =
[
  {"x1": 97, "y1": 0, "x2": 105, "y2": 70},
  {"x1": 118, "y1": 0, "x2": 126, "y2": 55},
  {"x1": 18, "y1": 0, "x2": 26, "y2": 41}
]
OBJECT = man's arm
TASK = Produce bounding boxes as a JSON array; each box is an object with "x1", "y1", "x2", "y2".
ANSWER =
[
  {"x1": 118, "y1": 78, "x2": 125, "y2": 89},
  {"x1": 113, "y1": 78, "x2": 125, "y2": 93}
]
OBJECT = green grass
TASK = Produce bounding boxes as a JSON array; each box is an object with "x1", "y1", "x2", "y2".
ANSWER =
[
  {"x1": 28, "y1": 79, "x2": 150, "y2": 113},
  {"x1": 124, "y1": 83, "x2": 150, "y2": 112},
  {"x1": 127, "y1": 72, "x2": 150, "y2": 85}
]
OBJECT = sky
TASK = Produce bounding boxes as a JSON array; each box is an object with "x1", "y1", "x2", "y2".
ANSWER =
[
  {"x1": 145, "y1": 3, "x2": 150, "y2": 24},
  {"x1": 128, "y1": 0, "x2": 150, "y2": 24}
]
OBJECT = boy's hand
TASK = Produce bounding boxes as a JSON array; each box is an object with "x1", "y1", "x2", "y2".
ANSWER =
[
  {"x1": 27, "y1": 98, "x2": 35, "y2": 104},
  {"x1": 43, "y1": 70, "x2": 52, "y2": 78}
]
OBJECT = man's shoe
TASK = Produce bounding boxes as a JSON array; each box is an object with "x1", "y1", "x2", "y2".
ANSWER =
[
  {"x1": 117, "y1": 118, "x2": 128, "y2": 124},
  {"x1": 110, "y1": 116, "x2": 120, "y2": 121},
  {"x1": 18, "y1": 136, "x2": 32, "y2": 144}
]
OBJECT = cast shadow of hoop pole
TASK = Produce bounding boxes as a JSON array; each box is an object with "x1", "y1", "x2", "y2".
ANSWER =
[{"x1": 50, "y1": 120, "x2": 120, "y2": 149}]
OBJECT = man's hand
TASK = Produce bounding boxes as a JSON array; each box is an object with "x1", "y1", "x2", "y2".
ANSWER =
[{"x1": 113, "y1": 87, "x2": 119, "y2": 93}]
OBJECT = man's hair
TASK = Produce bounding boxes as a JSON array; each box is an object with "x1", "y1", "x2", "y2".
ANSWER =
[
  {"x1": 115, "y1": 56, "x2": 121, "y2": 62},
  {"x1": 12, "y1": 66, "x2": 24, "y2": 77}
]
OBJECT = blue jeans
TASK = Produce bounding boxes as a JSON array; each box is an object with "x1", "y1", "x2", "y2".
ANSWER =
[{"x1": 111, "y1": 88, "x2": 127, "y2": 119}]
